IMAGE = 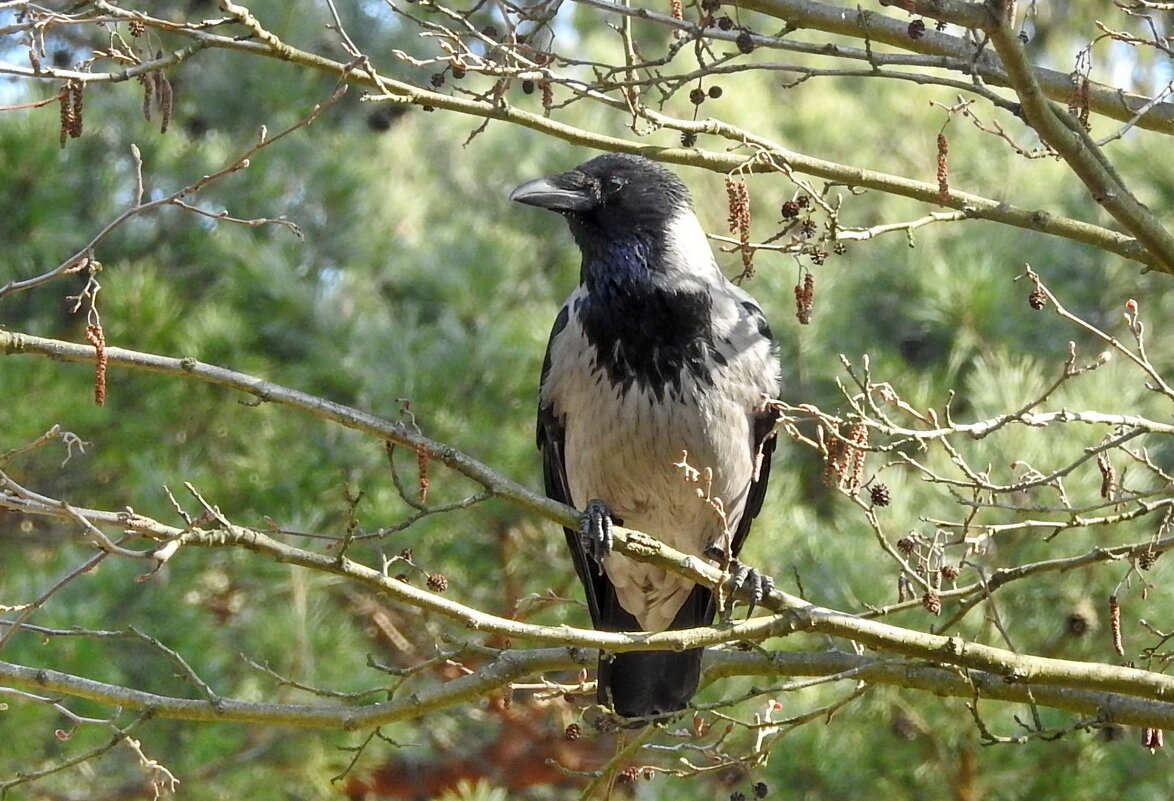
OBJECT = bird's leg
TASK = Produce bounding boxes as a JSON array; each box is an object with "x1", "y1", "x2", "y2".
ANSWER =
[
  {"x1": 704, "y1": 544, "x2": 776, "y2": 618},
  {"x1": 579, "y1": 498, "x2": 621, "y2": 574}
]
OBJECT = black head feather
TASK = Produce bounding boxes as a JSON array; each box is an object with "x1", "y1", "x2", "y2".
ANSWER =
[
  {"x1": 513, "y1": 154, "x2": 722, "y2": 399},
  {"x1": 510, "y1": 153, "x2": 692, "y2": 249}
]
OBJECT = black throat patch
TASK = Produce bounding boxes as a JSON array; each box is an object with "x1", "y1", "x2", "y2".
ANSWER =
[{"x1": 576, "y1": 278, "x2": 717, "y2": 402}]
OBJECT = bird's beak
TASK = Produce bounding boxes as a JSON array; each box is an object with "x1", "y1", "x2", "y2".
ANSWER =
[{"x1": 509, "y1": 170, "x2": 598, "y2": 212}]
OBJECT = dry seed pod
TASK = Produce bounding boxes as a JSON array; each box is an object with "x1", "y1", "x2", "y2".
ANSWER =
[
  {"x1": 83, "y1": 323, "x2": 107, "y2": 406},
  {"x1": 794, "y1": 271, "x2": 814, "y2": 325},
  {"x1": 1109, "y1": 595, "x2": 1124, "y2": 657},
  {"x1": 935, "y1": 132, "x2": 949, "y2": 203}
]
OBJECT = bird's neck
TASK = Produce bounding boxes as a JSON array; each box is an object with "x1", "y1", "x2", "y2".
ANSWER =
[
  {"x1": 576, "y1": 235, "x2": 716, "y2": 399},
  {"x1": 575, "y1": 231, "x2": 657, "y2": 291}
]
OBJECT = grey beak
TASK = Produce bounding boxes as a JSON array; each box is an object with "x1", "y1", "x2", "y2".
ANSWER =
[{"x1": 509, "y1": 172, "x2": 598, "y2": 212}]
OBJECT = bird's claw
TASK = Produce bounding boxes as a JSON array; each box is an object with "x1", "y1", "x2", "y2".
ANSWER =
[
  {"x1": 728, "y1": 559, "x2": 775, "y2": 616},
  {"x1": 705, "y1": 544, "x2": 775, "y2": 618},
  {"x1": 579, "y1": 498, "x2": 618, "y2": 574}
]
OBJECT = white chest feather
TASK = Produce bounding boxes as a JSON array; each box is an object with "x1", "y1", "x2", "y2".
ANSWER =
[{"x1": 543, "y1": 303, "x2": 777, "y2": 631}]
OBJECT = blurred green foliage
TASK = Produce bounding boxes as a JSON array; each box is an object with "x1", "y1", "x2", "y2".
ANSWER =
[{"x1": 2, "y1": 1, "x2": 1173, "y2": 799}]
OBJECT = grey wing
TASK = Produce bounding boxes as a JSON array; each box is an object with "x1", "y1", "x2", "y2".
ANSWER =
[
  {"x1": 729, "y1": 298, "x2": 781, "y2": 559},
  {"x1": 730, "y1": 407, "x2": 779, "y2": 558},
  {"x1": 536, "y1": 305, "x2": 609, "y2": 628}
]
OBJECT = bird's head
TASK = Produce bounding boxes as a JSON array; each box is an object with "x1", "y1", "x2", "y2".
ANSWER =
[{"x1": 510, "y1": 153, "x2": 693, "y2": 246}]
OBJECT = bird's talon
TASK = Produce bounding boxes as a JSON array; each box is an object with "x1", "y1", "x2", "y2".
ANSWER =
[
  {"x1": 727, "y1": 558, "x2": 775, "y2": 617},
  {"x1": 761, "y1": 574, "x2": 776, "y2": 598},
  {"x1": 579, "y1": 498, "x2": 616, "y2": 573}
]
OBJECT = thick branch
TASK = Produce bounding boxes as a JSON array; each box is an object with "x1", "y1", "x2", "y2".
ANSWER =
[
  {"x1": 708, "y1": 650, "x2": 1174, "y2": 729},
  {"x1": 5, "y1": 646, "x2": 1174, "y2": 730},
  {"x1": 0, "y1": 329, "x2": 568, "y2": 525},
  {"x1": 0, "y1": 649, "x2": 590, "y2": 729},
  {"x1": 747, "y1": 0, "x2": 1174, "y2": 136},
  {"x1": 982, "y1": 11, "x2": 1174, "y2": 271}
]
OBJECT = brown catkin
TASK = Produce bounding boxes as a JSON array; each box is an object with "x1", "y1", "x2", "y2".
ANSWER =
[
  {"x1": 725, "y1": 177, "x2": 750, "y2": 231},
  {"x1": 822, "y1": 423, "x2": 867, "y2": 491},
  {"x1": 416, "y1": 444, "x2": 430, "y2": 503},
  {"x1": 1078, "y1": 78, "x2": 1091, "y2": 129},
  {"x1": 83, "y1": 323, "x2": 108, "y2": 406},
  {"x1": 58, "y1": 85, "x2": 73, "y2": 147},
  {"x1": 794, "y1": 271, "x2": 814, "y2": 324},
  {"x1": 669, "y1": 0, "x2": 684, "y2": 37},
  {"x1": 935, "y1": 132, "x2": 949, "y2": 204},
  {"x1": 845, "y1": 424, "x2": 868, "y2": 491},
  {"x1": 1069, "y1": 76, "x2": 1091, "y2": 130},
  {"x1": 154, "y1": 71, "x2": 173, "y2": 133},
  {"x1": 1097, "y1": 453, "x2": 1116, "y2": 500},
  {"x1": 67, "y1": 80, "x2": 84, "y2": 138},
  {"x1": 724, "y1": 177, "x2": 753, "y2": 277},
  {"x1": 1109, "y1": 595, "x2": 1125, "y2": 657},
  {"x1": 139, "y1": 73, "x2": 155, "y2": 121},
  {"x1": 822, "y1": 431, "x2": 844, "y2": 488}
]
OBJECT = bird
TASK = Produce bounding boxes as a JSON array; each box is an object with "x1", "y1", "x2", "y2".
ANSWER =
[{"x1": 510, "y1": 153, "x2": 781, "y2": 720}]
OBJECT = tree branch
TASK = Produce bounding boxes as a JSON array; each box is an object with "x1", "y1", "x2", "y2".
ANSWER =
[
  {"x1": 5, "y1": 638, "x2": 1174, "y2": 731},
  {"x1": 0, "y1": 3, "x2": 1157, "y2": 270}
]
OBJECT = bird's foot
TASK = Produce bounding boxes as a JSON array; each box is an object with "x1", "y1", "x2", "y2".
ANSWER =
[
  {"x1": 728, "y1": 559, "x2": 775, "y2": 616},
  {"x1": 579, "y1": 499, "x2": 620, "y2": 574},
  {"x1": 705, "y1": 544, "x2": 775, "y2": 618}
]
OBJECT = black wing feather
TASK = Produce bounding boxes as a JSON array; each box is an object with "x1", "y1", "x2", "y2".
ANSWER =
[
  {"x1": 730, "y1": 303, "x2": 780, "y2": 559},
  {"x1": 538, "y1": 401, "x2": 602, "y2": 623}
]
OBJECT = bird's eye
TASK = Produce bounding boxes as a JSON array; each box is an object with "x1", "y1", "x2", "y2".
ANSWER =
[{"x1": 602, "y1": 175, "x2": 627, "y2": 197}]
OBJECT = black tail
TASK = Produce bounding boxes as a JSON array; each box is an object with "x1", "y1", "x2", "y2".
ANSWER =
[
  {"x1": 597, "y1": 648, "x2": 704, "y2": 718},
  {"x1": 595, "y1": 583, "x2": 714, "y2": 720}
]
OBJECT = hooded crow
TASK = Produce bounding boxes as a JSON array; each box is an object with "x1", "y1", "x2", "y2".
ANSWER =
[{"x1": 511, "y1": 153, "x2": 780, "y2": 720}]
